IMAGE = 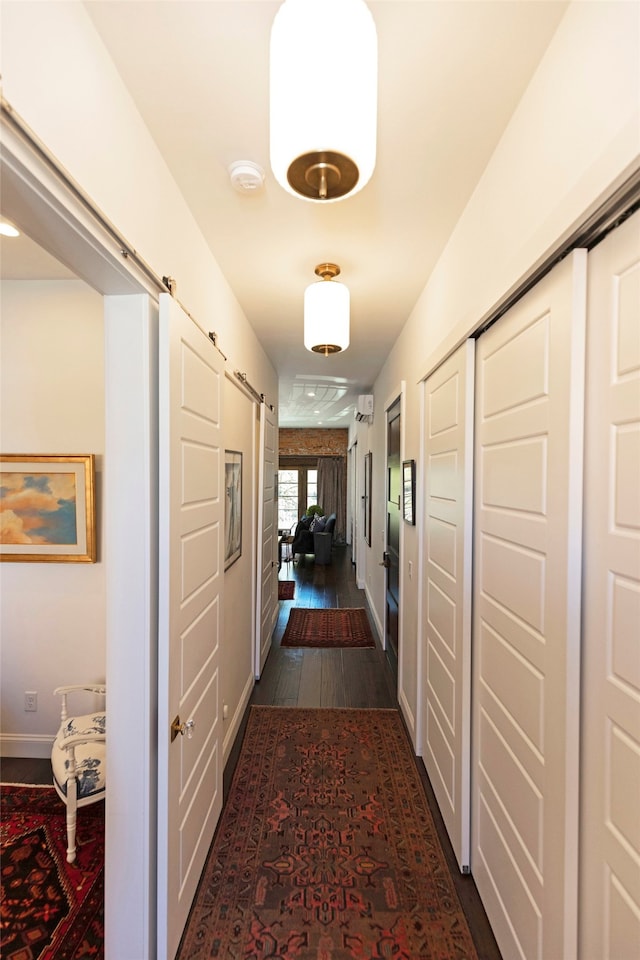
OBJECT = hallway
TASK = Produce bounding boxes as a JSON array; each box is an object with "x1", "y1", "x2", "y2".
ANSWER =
[
  {"x1": 254, "y1": 545, "x2": 397, "y2": 709},
  {"x1": 225, "y1": 543, "x2": 502, "y2": 960}
]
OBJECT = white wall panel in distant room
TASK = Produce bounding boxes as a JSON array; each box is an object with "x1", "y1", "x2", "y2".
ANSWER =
[
  {"x1": 580, "y1": 209, "x2": 640, "y2": 960},
  {"x1": 255, "y1": 401, "x2": 278, "y2": 677},
  {"x1": 472, "y1": 252, "x2": 586, "y2": 960}
]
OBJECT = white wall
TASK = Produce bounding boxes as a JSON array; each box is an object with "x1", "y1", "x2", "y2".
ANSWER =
[
  {"x1": 221, "y1": 377, "x2": 258, "y2": 761},
  {"x1": 367, "y1": 0, "x2": 640, "y2": 747},
  {"x1": 0, "y1": 279, "x2": 106, "y2": 755}
]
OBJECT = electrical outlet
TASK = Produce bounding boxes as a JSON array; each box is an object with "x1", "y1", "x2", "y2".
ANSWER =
[{"x1": 24, "y1": 691, "x2": 38, "y2": 712}]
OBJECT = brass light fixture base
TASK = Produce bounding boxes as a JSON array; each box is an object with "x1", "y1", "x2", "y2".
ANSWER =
[
  {"x1": 288, "y1": 151, "x2": 359, "y2": 201},
  {"x1": 314, "y1": 262, "x2": 341, "y2": 280},
  {"x1": 311, "y1": 342, "x2": 342, "y2": 356}
]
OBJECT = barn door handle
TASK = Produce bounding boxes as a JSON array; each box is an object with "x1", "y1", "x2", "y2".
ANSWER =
[
  {"x1": 171, "y1": 715, "x2": 195, "y2": 743},
  {"x1": 380, "y1": 552, "x2": 391, "y2": 568}
]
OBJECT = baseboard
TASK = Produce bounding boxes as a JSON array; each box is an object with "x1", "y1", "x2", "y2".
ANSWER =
[
  {"x1": 222, "y1": 672, "x2": 254, "y2": 765},
  {"x1": 363, "y1": 583, "x2": 383, "y2": 643},
  {"x1": 398, "y1": 689, "x2": 417, "y2": 753},
  {"x1": 1, "y1": 733, "x2": 53, "y2": 759}
]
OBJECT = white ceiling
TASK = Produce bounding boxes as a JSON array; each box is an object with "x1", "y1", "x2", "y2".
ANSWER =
[
  {"x1": 4, "y1": 1, "x2": 568, "y2": 427},
  {"x1": 0, "y1": 232, "x2": 76, "y2": 281}
]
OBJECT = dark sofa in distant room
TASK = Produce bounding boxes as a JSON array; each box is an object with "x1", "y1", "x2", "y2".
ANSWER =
[{"x1": 291, "y1": 513, "x2": 336, "y2": 564}]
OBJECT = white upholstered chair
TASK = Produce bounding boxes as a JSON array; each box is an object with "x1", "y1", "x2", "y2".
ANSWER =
[{"x1": 51, "y1": 684, "x2": 106, "y2": 863}]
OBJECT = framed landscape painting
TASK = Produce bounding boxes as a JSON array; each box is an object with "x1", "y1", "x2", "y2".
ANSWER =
[
  {"x1": 224, "y1": 450, "x2": 242, "y2": 570},
  {"x1": 0, "y1": 454, "x2": 96, "y2": 562}
]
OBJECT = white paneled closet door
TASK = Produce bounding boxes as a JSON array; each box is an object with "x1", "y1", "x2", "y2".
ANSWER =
[
  {"x1": 422, "y1": 339, "x2": 475, "y2": 871},
  {"x1": 580, "y1": 209, "x2": 640, "y2": 960},
  {"x1": 157, "y1": 294, "x2": 224, "y2": 959},
  {"x1": 472, "y1": 252, "x2": 586, "y2": 960}
]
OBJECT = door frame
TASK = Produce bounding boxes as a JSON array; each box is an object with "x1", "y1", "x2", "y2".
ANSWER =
[
  {"x1": 384, "y1": 396, "x2": 401, "y2": 665},
  {"x1": 2, "y1": 105, "x2": 163, "y2": 957},
  {"x1": 384, "y1": 384, "x2": 408, "y2": 722},
  {"x1": 348, "y1": 439, "x2": 358, "y2": 564}
]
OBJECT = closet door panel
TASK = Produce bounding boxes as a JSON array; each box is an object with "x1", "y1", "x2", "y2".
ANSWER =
[
  {"x1": 472, "y1": 251, "x2": 586, "y2": 960},
  {"x1": 580, "y1": 209, "x2": 640, "y2": 960},
  {"x1": 158, "y1": 294, "x2": 224, "y2": 959},
  {"x1": 422, "y1": 339, "x2": 475, "y2": 871}
]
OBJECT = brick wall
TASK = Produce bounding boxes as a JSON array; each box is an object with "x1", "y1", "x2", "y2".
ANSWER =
[
  {"x1": 279, "y1": 428, "x2": 348, "y2": 457},
  {"x1": 278, "y1": 428, "x2": 349, "y2": 542}
]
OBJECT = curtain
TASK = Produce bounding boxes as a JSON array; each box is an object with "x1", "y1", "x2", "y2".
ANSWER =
[{"x1": 317, "y1": 457, "x2": 346, "y2": 543}]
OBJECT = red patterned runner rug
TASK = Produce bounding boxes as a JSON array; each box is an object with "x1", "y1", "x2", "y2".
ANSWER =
[
  {"x1": 278, "y1": 580, "x2": 295, "y2": 601},
  {"x1": 0, "y1": 784, "x2": 104, "y2": 959},
  {"x1": 281, "y1": 607, "x2": 375, "y2": 648},
  {"x1": 178, "y1": 707, "x2": 479, "y2": 959}
]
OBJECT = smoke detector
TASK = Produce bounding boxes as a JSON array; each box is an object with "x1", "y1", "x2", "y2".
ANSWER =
[{"x1": 228, "y1": 161, "x2": 265, "y2": 194}]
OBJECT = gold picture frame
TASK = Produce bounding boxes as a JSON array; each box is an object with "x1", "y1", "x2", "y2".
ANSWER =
[{"x1": 0, "y1": 454, "x2": 96, "y2": 562}]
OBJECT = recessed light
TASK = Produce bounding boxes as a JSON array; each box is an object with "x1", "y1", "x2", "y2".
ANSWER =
[{"x1": 0, "y1": 220, "x2": 20, "y2": 238}]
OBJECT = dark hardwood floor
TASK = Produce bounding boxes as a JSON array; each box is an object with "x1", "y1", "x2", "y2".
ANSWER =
[
  {"x1": 0, "y1": 754, "x2": 51, "y2": 785},
  {"x1": 1, "y1": 543, "x2": 501, "y2": 959},
  {"x1": 252, "y1": 545, "x2": 397, "y2": 709}
]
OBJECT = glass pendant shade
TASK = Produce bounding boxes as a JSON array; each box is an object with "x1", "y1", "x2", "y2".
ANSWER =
[
  {"x1": 304, "y1": 275, "x2": 350, "y2": 355},
  {"x1": 270, "y1": 0, "x2": 377, "y2": 202}
]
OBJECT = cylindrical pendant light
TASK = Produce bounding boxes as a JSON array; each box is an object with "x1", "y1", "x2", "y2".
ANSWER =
[
  {"x1": 304, "y1": 264, "x2": 350, "y2": 355},
  {"x1": 270, "y1": 0, "x2": 377, "y2": 202}
]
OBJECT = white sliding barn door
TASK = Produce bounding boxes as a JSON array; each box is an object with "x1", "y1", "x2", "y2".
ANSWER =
[
  {"x1": 472, "y1": 252, "x2": 586, "y2": 960},
  {"x1": 255, "y1": 401, "x2": 278, "y2": 677},
  {"x1": 421, "y1": 339, "x2": 475, "y2": 871},
  {"x1": 157, "y1": 294, "x2": 224, "y2": 959},
  {"x1": 580, "y1": 210, "x2": 640, "y2": 960}
]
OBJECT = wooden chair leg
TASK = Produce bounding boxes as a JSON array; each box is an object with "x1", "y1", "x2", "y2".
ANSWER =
[{"x1": 65, "y1": 777, "x2": 78, "y2": 863}]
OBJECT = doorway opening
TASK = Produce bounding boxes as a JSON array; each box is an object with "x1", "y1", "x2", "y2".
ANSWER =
[{"x1": 385, "y1": 398, "x2": 401, "y2": 677}]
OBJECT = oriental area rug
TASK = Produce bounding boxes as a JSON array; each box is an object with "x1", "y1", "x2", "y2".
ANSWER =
[
  {"x1": 177, "y1": 706, "x2": 479, "y2": 960},
  {"x1": 281, "y1": 607, "x2": 375, "y2": 648},
  {"x1": 278, "y1": 580, "x2": 296, "y2": 601},
  {"x1": 0, "y1": 784, "x2": 104, "y2": 959}
]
